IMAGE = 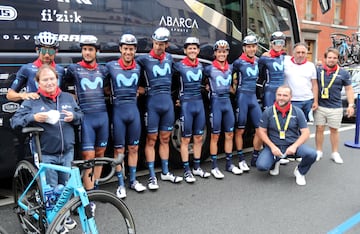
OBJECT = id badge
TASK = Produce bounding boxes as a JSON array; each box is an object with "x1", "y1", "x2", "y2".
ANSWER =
[
  {"x1": 279, "y1": 131, "x2": 286, "y2": 139},
  {"x1": 321, "y1": 88, "x2": 329, "y2": 99}
]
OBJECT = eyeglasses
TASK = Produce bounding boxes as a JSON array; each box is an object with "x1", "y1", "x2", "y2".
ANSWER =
[
  {"x1": 39, "y1": 47, "x2": 56, "y2": 55},
  {"x1": 272, "y1": 40, "x2": 285, "y2": 46}
]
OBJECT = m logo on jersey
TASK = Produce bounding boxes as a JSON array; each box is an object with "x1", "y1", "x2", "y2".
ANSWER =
[
  {"x1": 152, "y1": 63, "x2": 171, "y2": 77},
  {"x1": 80, "y1": 77, "x2": 103, "y2": 90},
  {"x1": 246, "y1": 66, "x2": 258, "y2": 77},
  {"x1": 116, "y1": 73, "x2": 138, "y2": 87},
  {"x1": 216, "y1": 74, "x2": 231, "y2": 86},
  {"x1": 186, "y1": 70, "x2": 202, "y2": 82},
  {"x1": 272, "y1": 61, "x2": 284, "y2": 71}
]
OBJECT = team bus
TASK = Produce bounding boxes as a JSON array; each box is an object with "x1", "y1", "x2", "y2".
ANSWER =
[{"x1": 0, "y1": 0, "x2": 330, "y2": 177}]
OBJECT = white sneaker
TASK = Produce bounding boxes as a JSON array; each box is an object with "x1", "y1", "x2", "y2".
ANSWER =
[
  {"x1": 316, "y1": 151, "x2": 323, "y2": 161},
  {"x1": 269, "y1": 161, "x2": 281, "y2": 176},
  {"x1": 211, "y1": 167, "x2": 225, "y2": 179},
  {"x1": 238, "y1": 160, "x2": 250, "y2": 172},
  {"x1": 130, "y1": 180, "x2": 146, "y2": 192},
  {"x1": 192, "y1": 168, "x2": 211, "y2": 178},
  {"x1": 294, "y1": 166, "x2": 306, "y2": 186},
  {"x1": 148, "y1": 177, "x2": 159, "y2": 190},
  {"x1": 116, "y1": 186, "x2": 127, "y2": 199},
  {"x1": 331, "y1": 152, "x2": 343, "y2": 164},
  {"x1": 160, "y1": 172, "x2": 183, "y2": 183},
  {"x1": 226, "y1": 164, "x2": 243, "y2": 175},
  {"x1": 279, "y1": 158, "x2": 290, "y2": 165},
  {"x1": 184, "y1": 171, "x2": 196, "y2": 183}
]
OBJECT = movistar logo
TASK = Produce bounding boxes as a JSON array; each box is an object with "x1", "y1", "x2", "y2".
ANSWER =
[
  {"x1": 272, "y1": 61, "x2": 284, "y2": 71},
  {"x1": 246, "y1": 66, "x2": 258, "y2": 77},
  {"x1": 80, "y1": 77, "x2": 103, "y2": 90},
  {"x1": 152, "y1": 63, "x2": 171, "y2": 77},
  {"x1": 216, "y1": 74, "x2": 232, "y2": 86},
  {"x1": 116, "y1": 73, "x2": 138, "y2": 87},
  {"x1": 186, "y1": 70, "x2": 202, "y2": 82}
]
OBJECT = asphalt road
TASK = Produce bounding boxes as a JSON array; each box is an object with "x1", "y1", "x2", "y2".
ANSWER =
[{"x1": 1, "y1": 123, "x2": 360, "y2": 234}]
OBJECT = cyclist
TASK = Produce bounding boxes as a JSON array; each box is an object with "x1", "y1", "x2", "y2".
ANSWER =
[
  {"x1": 173, "y1": 37, "x2": 210, "y2": 183},
  {"x1": 62, "y1": 36, "x2": 110, "y2": 192},
  {"x1": 137, "y1": 27, "x2": 183, "y2": 190},
  {"x1": 258, "y1": 31, "x2": 286, "y2": 108},
  {"x1": 233, "y1": 35, "x2": 263, "y2": 170},
  {"x1": 106, "y1": 34, "x2": 146, "y2": 198},
  {"x1": 204, "y1": 40, "x2": 242, "y2": 179},
  {"x1": 7, "y1": 31, "x2": 64, "y2": 101}
]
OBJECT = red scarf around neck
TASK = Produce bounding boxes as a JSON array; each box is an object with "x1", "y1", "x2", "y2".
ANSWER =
[
  {"x1": 182, "y1": 57, "x2": 199, "y2": 67},
  {"x1": 323, "y1": 64, "x2": 338, "y2": 76},
  {"x1": 37, "y1": 87, "x2": 61, "y2": 102},
  {"x1": 149, "y1": 49, "x2": 166, "y2": 62},
  {"x1": 212, "y1": 60, "x2": 229, "y2": 73},
  {"x1": 78, "y1": 60, "x2": 98, "y2": 70},
  {"x1": 291, "y1": 56, "x2": 307, "y2": 65},
  {"x1": 274, "y1": 101, "x2": 291, "y2": 118},
  {"x1": 240, "y1": 53, "x2": 255, "y2": 64},
  {"x1": 33, "y1": 59, "x2": 56, "y2": 68},
  {"x1": 269, "y1": 49, "x2": 282, "y2": 58},
  {"x1": 118, "y1": 58, "x2": 136, "y2": 70}
]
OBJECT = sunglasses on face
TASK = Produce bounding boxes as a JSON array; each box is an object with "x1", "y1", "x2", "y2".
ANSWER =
[
  {"x1": 272, "y1": 40, "x2": 285, "y2": 46},
  {"x1": 39, "y1": 47, "x2": 56, "y2": 55}
]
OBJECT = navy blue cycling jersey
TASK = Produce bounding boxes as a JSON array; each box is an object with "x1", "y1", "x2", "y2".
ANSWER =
[
  {"x1": 136, "y1": 53, "x2": 173, "y2": 96},
  {"x1": 203, "y1": 63, "x2": 233, "y2": 98},
  {"x1": 106, "y1": 59, "x2": 141, "y2": 104},
  {"x1": 64, "y1": 63, "x2": 109, "y2": 113},
  {"x1": 233, "y1": 56, "x2": 259, "y2": 94},
  {"x1": 10, "y1": 61, "x2": 64, "y2": 92},
  {"x1": 173, "y1": 60, "x2": 204, "y2": 100},
  {"x1": 258, "y1": 54, "x2": 285, "y2": 90}
]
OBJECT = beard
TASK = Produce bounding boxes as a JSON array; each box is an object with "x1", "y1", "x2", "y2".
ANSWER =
[{"x1": 277, "y1": 100, "x2": 289, "y2": 107}]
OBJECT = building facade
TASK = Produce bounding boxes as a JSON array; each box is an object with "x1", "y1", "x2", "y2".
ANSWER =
[{"x1": 295, "y1": 0, "x2": 360, "y2": 64}]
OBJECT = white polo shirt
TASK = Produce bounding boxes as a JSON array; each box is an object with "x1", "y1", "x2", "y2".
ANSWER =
[{"x1": 284, "y1": 55, "x2": 317, "y2": 101}]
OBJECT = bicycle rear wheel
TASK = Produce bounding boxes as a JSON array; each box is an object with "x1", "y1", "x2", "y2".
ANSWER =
[
  {"x1": 13, "y1": 160, "x2": 46, "y2": 233},
  {"x1": 46, "y1": 190, "x2": 136, "y2": 234}
]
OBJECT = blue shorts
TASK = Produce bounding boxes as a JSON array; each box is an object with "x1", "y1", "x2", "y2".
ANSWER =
[
  {"x1": 263, "y1": 86, "x2": 277, "y2": 108},
  {"x1": 81, "y1": 112, "x2": 109, "y2": 151},
  {"x1": 291, "y1": 99, "x2": 313, "y2": 122},
  {"x1": 180, "y1": 99, "x2": 205, "y2": 137},
  {"x1": 146, "y1": 94, "x2": 174, "y2": 133},
  {"x1": 236, "y1": 92, "x2": 262, "y2": 128},
  {"x1": 210, "y1": 97, "x2": 234, "y2": 134},
  {"x1": 113, "y1": 103, "x2": 141, "y2": 148}
]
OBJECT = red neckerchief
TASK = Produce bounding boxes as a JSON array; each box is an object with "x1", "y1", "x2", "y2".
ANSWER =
[
  {"x1": 274, "y1": 101, "x2": 291, "y2": 118},
  {"x1": 182, "y1": 57, "x2": 199, "y2": 67},
  {"x1": 323, "y1": 64, "x2": 338, "y2": 76},
  {"x1": 78, "y1": 60, "x2": 98, "y2": 70},
  {"x1": 37, "y1": 87, "x2": 62, "y2": 102},
  {"x1": 118, "y1": 58, "x2": 136, "y2": 70},
  {"x1": 291, "y1": 56, "x2": 307, "y2": 65},
  {"x1": 149, "y1": 49, "x2": 166, "y2": 62},
  {"x1": 240, "y1": 53, "x2": 255, "y2": 64},
  {"x1": 33, "y1": 59, "x2": 56, "y2": 68},
  {"x1": 269, "y1": 49, "x2": 282, "y2": 58},
  {"x1": 212, "y1": 60, "x2": 229, "y2": 73}
]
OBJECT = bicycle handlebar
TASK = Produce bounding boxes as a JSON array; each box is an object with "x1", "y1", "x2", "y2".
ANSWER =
[{"x1": 72, "y1": 155, "x2": 124, "y2": 183}]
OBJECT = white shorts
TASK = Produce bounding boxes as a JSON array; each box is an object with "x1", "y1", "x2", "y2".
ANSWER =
[{"x1": 314, "y1": 106, "x2": 343, "y2": 129}]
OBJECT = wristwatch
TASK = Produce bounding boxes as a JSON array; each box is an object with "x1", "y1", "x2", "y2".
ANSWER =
[{"x1": 348, "y1": 104, "x2": 355, "y2": 108}]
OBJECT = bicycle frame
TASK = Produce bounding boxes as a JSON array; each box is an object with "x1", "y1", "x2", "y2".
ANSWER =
[{"x1": 17, "y1": 162, "x2": 98, "y2": 233}]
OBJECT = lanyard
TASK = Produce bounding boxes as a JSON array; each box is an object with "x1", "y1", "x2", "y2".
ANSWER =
[
  {"x1": 273, "y1": 104, "x2": 292, "y2": 132},
  {"x1": 320, "y1": 67, "x2": 339, "y2": 90}
]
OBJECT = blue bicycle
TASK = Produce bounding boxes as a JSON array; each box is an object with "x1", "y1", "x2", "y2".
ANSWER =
[
  {"x1": 331, "y1": 33, "x2": 352, "y2": 66},
  {"x1": 13, "y1": 127, "x2": 136, "y2": 233}
]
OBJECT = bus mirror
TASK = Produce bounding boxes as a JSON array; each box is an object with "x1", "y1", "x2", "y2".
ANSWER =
[{"x1": 319, "y1": 0, "x2": 331, "y2": 14}]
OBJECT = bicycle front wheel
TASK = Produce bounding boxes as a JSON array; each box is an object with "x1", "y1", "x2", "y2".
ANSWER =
[{"x1": 46, "y1": 190, "x2": 136, "y2": 234}]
